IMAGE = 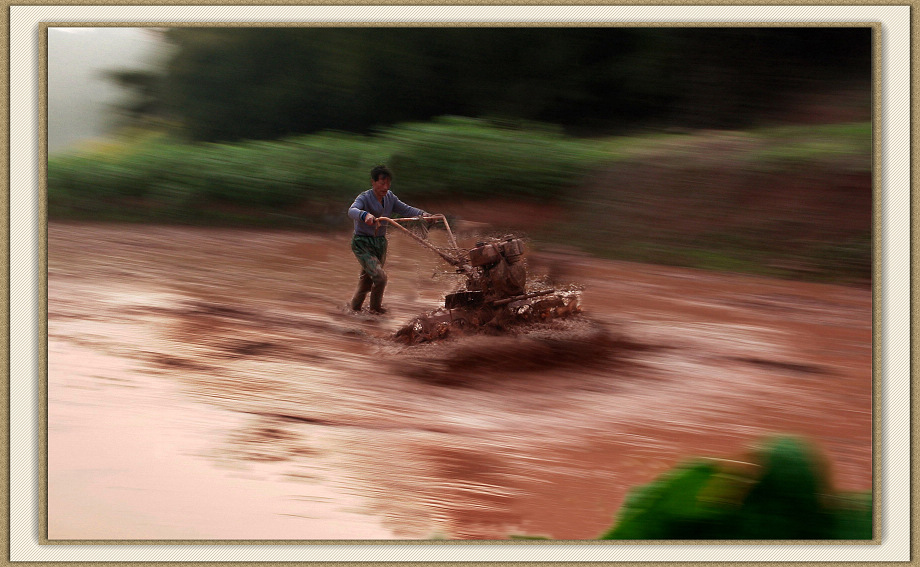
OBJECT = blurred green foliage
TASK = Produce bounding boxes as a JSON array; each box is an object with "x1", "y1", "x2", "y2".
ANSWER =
[
  {"x1": 600, "y1": 436, "x2": 873, "y2": 540},
  {"x1": 748, "y1": 122, "x2": 873, "y2": 171},
  {"x1": 48, "y1": 117, "x2": 603, "y2": 224},
  {"x1": 47, "y1": 118, "x2": 871, "y2": 283},
  {"x1": 118, "y1": 27, "x2": 871, "y2": 142},
  {"x1": 48, "y1": 118, "x2": 871, "y2": 216},
  {"x1": 377, "y1": 117, "x2": 598, "y2": 200}
]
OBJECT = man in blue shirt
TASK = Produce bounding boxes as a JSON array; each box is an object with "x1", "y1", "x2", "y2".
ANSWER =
[{"x1": 347, "y1": 165, "x2": 429, "y2": 314}]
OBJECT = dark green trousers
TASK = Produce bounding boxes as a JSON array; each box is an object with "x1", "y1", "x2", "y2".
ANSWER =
[{"x1": 350, "y1": 235, "x2": 388, "y2": 311}]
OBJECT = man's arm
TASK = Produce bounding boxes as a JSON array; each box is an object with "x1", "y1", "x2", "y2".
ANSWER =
[
  {"x1": 390, "y1": 193, "x2": 427, "y2": 218},
  {"x1": 347, "y1": 193, "x2": 376, "y2": 225}
]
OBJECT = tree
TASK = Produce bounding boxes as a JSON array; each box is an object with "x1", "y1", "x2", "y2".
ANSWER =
[{"x1": 147, "y1": 27, "x2": 870, "y2": 142}]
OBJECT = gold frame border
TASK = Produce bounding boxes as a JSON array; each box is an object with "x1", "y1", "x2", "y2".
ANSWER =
[{"x1": 9, "y1": 4, "x2": 904, "y2": 563}]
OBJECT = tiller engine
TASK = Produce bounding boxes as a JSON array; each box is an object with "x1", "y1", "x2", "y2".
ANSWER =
[{"x1": 378, "y1": 215, "x2": 582, "y2": 344}]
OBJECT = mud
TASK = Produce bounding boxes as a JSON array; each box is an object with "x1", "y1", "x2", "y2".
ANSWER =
[{"x1": 47, "y1": 222, "x2": 872, "y2": 540}]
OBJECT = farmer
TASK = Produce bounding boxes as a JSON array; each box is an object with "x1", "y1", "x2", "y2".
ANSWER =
[{"x1": 347, "y1": 165, "x2": 430, "y2": 314}]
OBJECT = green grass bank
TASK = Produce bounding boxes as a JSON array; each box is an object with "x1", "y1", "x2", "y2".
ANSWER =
[{"x1": 48, "y1": 117, "x2": 872, "y2": 284}]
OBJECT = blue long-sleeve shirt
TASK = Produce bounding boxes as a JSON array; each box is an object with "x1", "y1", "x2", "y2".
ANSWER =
[{"x1": 347, "y1": 189, "x2": 426, "y2": 236}]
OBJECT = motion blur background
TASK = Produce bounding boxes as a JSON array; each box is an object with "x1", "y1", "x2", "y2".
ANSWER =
[
  {"x1": 48, "y1": 26, "x2": 872, "y2": 282},
  {"x1": 49, "y1": 26, "x2": 870, "y2": 148}
]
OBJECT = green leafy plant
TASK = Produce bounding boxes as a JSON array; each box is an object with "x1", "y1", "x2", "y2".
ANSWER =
[{"x1": 600, "y1": 436, "x2": 872, "y2": 540}]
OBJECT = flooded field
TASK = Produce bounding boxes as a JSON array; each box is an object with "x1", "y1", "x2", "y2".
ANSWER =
[{"x1": 47, "y1": 221, "x2": 872, "y2": 541}]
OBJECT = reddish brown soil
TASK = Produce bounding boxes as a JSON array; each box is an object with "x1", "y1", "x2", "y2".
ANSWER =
[{"x1": 47, "y1": 221, "x2": 872, "y2": 540}]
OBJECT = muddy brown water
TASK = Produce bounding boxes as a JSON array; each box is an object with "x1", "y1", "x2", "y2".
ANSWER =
[{"x1": 47, "y1": 222, "x2": 872, "y2": 541}]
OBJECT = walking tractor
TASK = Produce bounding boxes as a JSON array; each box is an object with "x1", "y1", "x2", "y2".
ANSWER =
[{"x1": 376, "y1": 215, "x2": 583, "y2": 344}]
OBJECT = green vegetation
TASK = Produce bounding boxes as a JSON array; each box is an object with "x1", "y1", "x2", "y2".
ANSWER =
[
  {"x1": 748, "y1": 122, "x2": 873, "y2": 171},
  {"x1": 48, "y1": 117, "x2": 602, "y2": 224},
  {"x1": 129, "y1": 28, "x2": 870, "y2": 143},
  {"x1": 600, "y1": 436, "x2": 873, "y2": 540},
  {"x1": 48, "y1": 118, "x2": 871, "y2": 283}
]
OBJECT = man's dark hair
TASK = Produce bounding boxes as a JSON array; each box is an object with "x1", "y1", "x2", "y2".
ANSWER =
[{"x1": 371, "y1": 165, "x2": 393, "y2": 181}]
